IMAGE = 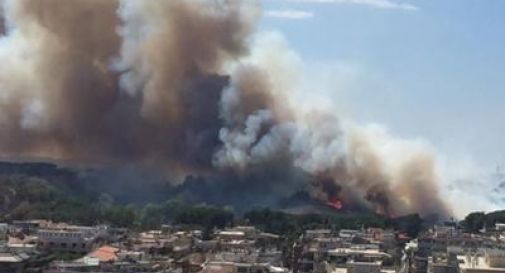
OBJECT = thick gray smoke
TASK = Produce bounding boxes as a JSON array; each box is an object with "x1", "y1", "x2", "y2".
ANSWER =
[{"x1": 0, "y1": 0, "x2": 451, "y2": 218}]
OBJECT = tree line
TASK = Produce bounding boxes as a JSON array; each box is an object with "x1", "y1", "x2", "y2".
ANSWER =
[{"x1": 0, "y1": 174, "x2": 441, "y2": 238}]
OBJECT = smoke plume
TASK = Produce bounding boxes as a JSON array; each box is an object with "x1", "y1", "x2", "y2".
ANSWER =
[{"x1": 0, "y1": 0, "x2": 451, "y2": 218}]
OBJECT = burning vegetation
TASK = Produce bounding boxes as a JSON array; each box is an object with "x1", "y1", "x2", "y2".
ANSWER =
[{"x1": 0, "y1": 0, "x2": 452, "y2": 219}]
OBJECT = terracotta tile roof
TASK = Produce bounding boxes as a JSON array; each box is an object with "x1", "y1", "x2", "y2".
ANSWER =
[{"x1": 89, "y1": 246, "x2": 119, "y2": 262}]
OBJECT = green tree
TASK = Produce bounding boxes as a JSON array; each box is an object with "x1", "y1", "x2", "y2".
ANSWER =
[
  {"x1": 104, "y1": 205, "x2": 137, "y2": 228},
  {"x1": 462, "y1": 212, "x2": 486, "y2": 233},
  {"x1": 140, "y1": 203, "x2": 165, "y2": 229}
]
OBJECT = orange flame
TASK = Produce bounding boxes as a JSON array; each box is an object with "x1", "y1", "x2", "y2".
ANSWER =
[{"x1": 326, "y1": 197, "x2": 343, "y2": 210}]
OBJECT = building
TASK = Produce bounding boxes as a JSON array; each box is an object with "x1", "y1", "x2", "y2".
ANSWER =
[
  {"x1": 133, "y1": 229, "x2": 193, "y2": 257},
  {"x1": 339, "y1": 230, "x2": 362, "y2": 240},
  {"x1": 0, "y1": 252, "x2": 29, "y2": 273},
  {"x1": 11, "y1": 220, "x2": 48, "y2": 234},
  {"x1": 458, "y1": 250, "x2": 505, "y2": 273},
  {"x1": 37, "y1": 223, "x2": 108, "y2": 253},
  {"x1": 347, "y1": 261, "x2": 382, "y2": 273},
  {"x1": 202, "y1": 261, "x2": 288, "y2": 273},
  {"x1": 495, "y1": 223, "x2": 505, "y2": 232},
  {"x1": 427, "y1": 256, "x2": 458, "y2": 273},
  {"x1": 87, "y1": 245, "x2": 119, "y2": 263},
  {"x1": 305, "y1": 230, "x2": 333, "y2": 240},
  {"x1": 328, "y1": 246, "x2": 392, "y2": 263},
  {"x1": 216, "y1": 227, "x2": 279, "y2": 254},
  {"x1": 8, "y1": 234, "x2": 38, "y2": 253}
]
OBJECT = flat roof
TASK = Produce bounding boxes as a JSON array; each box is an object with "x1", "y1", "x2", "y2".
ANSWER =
[
  {"x1": 0, "y1": 253, "x2": 26, "y2": 263},
  {"x1": 458, "y1": 255, "x2": 505, "y2": 272},
  {"x1": 218, "y1": 231, "x2": 245, "y2": 236},
  {"x1": 328, "y1": 248, "x2": 391, "y2": 258}
]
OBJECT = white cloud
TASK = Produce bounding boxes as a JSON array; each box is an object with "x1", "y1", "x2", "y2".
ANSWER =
[
  {"x1": 273, "y1": 0, "x2": 419, "y2": 11},
  {"x1": 265, "y1": 10, "x2": 315, "y2": 19}
]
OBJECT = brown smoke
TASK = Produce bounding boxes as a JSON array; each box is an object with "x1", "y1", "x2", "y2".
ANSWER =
[
  {"x1": 0, "y1": 0, "x2": 121, "y2": 159},
  {"x1": 394, "y1": 154, "x2": 451, "y2": 218},
  {"x1": 0, "y1": 0, "x2": 258, "y2": 171},
  {"x1": 0, "y1": 0, "x2": 452, "y2": 218}
]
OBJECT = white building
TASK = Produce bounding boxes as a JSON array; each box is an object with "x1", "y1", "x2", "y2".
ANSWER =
[
  {"x1": 347, "y1": 261, "x2": 382, "y2": 273},
  {"x1": 458, "y1": 250, "x2": 505, "y2": 273},
  {"x1": 37, "y1": 223, "x2": 108, "y2": 253}
]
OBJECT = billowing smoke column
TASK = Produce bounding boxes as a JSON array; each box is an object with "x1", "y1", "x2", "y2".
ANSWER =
[{"x1": 0, "y1": 0, "x2": 452, "y2": 218}]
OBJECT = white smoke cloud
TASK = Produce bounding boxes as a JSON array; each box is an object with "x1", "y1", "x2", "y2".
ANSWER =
[{"x1": 214, "y1": 31, "x2": 454, "y2": 217}]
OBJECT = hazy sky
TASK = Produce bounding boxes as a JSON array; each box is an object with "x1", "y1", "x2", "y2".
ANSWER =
[{"x1": 260, "y1": 0, "x2": 505, "y2": 169}]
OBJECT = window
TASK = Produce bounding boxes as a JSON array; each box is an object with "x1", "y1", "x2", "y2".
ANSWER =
[{"x1": 237, "y1": 267, "x2": 248, "y2": 273}]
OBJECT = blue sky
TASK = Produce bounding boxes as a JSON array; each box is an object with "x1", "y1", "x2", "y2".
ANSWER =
[{"x1": 260, "y1": 0, "x2": 505, "y2": 168}]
